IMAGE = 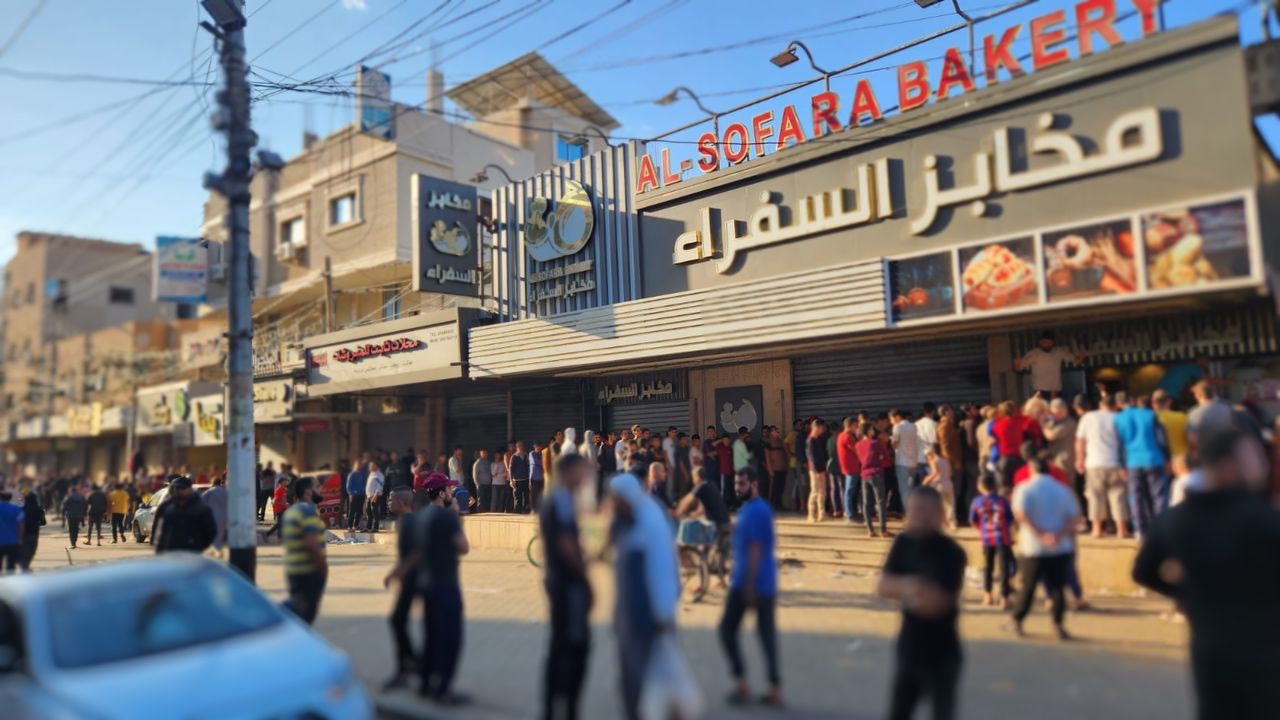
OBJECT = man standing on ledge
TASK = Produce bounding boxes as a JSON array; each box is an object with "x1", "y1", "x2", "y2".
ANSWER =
[{"x1": 1013, "y1": 330, "x2": 1086, "y2": 399}]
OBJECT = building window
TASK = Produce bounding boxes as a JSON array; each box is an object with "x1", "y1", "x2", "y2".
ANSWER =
[
  {"x1": 382, "y1": 288, "x2": 401, "y2": 322},
  {"x1": 329, "y1": 193, "x2": 356, "y2": 227},
  {"x1": 280, "y1": 216, "x2": 306, "y2": 247},
  {"x1": 108, "y1": 286, "x2": 135, "y2": 305},
  {"x1": 556, "y1": 135, "x2": 585, "y2": 163},
  {"x1": 25, "y1": 283, "x2": 34, "y2": 303}
]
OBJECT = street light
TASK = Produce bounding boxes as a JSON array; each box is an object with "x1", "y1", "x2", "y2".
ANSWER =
[
  {"x1": 470, "y1": 163, "x2": 515, "y2": 184},
  {"x1": 200, "y1": 0, "x2": 245, "y2": 29},
  {"x1": 568, "y1": 125, "x2": 615, "y2": 150},
  {"x1": 770, "y1": 40, "x2": 831, "y2": 91},
  {"x1": 655, "y1": 86, "x2": 719, "y2": 153}
]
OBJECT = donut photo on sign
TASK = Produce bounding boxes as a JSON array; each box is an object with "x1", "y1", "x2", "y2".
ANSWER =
[{"x1": 1042, "y1": 218, "x2": 1138, "y2": 303}]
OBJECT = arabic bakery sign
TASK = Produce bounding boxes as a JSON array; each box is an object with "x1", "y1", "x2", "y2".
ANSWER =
[
  {"x1": 306, "y1": 319, "x2": 463, "y2": 395},
  {"x1": 639, "y1": 19, "x2": 1254, "y2": 299},
  {"x1": 412, "y1": 175, "x2": 479, "y2": 297},
  {"x1": 595, "y1": 372, "x2": 687, "y2": 406},
  {"x1": 526, "y1": 179, "x2": 597, "y2": 306},
  {"x1": 672, "y1": 108, "x2": 1162, "y2": 273},
  {"x1": 636, "y1": 0, "x2": 1165, "y2": 194}
]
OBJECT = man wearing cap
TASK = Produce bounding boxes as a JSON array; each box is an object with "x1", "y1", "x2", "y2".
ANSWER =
[
  {"x1": 152, "y1": 476, "x2": 217, "y2": 554},
  {"x1": 1014, "y1": 332, "x2": 1086, "y2": 399}
]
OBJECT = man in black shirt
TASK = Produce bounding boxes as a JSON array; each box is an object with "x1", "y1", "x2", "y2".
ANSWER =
[
  {"x1": 510, "y1": 441, "x2": 531, "y2": 515},
  {"x1": 85, "y1": 484, "x2": 108, "y2": 546},
  {"x1": 153, "y1": 477, "x2": 217, "y2": 554},
  {"x1": 540, "y1": 453, "x2": 594, "y2": 720},
  {"x1": 1133, "y1": 426, "x2": 1280, "y2": 720},
  {"x1": 407, "y1": 474, "x2": 469, "y2": 704},
  {"x1": 676, "y1": 467, "x2": 732, "y2": 583},
  {"x1": 878, "y1": 486, "x2": 967, "y2": 720},
  {"x1": 382, "y1": 489, "x2": 426, "y2": 691}
]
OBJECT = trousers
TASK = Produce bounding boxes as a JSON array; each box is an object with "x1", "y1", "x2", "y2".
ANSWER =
[
  {"x1": 513, "y1": 480, "x2": 531, "y2": 514},
  {"x1": 1012, "y1": 554, "x2": 1069, "y2": 626},
  {"x1": 861, "y1": 474, "x2": 887, "y2": 533},
  {"x1": 890, "y1": 656, "x2": 961, "y2": 720},
  {"x1": 286, "y1": 571, "x2": 327, "y2": 625},
  {"x1": 718, "y1": 589, "x2": 780, "y2": 686},
  {"x1": 982, "y1": 545, "x2": 1015, "y2": 597},
  {"x1": 111, "y1": 512, "x2": 126, "y2": 541},
  {"x1": 807, "y1": 471, "x2": 829, "y2": 521},
  {"x1": 389, "y1": 581, "x2": 416, "y2": 676},
  {"x1": 420, "y1": 584, "x2": 464, "y2": 699}
]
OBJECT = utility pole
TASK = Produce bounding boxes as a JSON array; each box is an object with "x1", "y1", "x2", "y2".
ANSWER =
[{"x1": 202, "y1": 0, "x2": 256, "y2": 581}]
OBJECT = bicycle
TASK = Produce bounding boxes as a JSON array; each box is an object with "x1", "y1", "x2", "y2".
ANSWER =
[
  {"x1": 677, "y1": 519, "x2": 728, "y2": 602},
  {"x1": 526, "y1": 516, "x2": 609, "y2": 568}
]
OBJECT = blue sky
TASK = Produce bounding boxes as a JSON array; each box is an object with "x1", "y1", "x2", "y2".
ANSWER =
[{"x1": 0, "y1": 0, "x2": 1269, "y2": 264}]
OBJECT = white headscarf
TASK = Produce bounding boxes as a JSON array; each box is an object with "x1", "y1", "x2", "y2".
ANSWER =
[{"x1": 609, "y1": 473, "x2": 678, "y2": 625}]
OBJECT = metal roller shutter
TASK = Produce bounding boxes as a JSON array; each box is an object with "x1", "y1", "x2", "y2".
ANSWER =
[
  {"x1": 362, "y1": 419, "x2": 416, "y2": 457},
  {"x1": 513, "y1": 383, "x2": 587, "y2": 447},
  {"x1": 794, "y1": 337, "x2": 991, "y2": 420},
  {"x1": 606, "y1": 400, "x2": 690, "y2": 435},
  {"x1": 447, "y1": 394, "x2": 507, "y2": 458}
]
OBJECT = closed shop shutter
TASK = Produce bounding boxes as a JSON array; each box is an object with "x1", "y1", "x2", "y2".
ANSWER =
[
  {"x1": 513, "y1": 383, "x2": 586, "y2": 447},
  {"x1": 794, "y1": 337, "x2": 991, "y2": 419},
  {"x1": 606, "y1": 400, "x2": 690, "y2": 435},
  {"x1": 447, "y1": 394, "x2": 507, "y2": 459}
]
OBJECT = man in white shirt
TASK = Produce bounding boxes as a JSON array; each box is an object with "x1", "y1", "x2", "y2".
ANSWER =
[
  {"x1": 1073, "y1": 395, "x2": 1129, "y2": 539},
  {"x1": 663, "y1": 426, "x2": 678, "y2": 477},
  {"x1": 889, "y1": 409, "x2": 919, "y2": 511},
  {"x1": 364, "y1": 462, "x2": 386, "y2": 532},
  {"x1": 1010, "y1": 457, "x2": 1081, "y2": 640},
  {"x1": 914, "y1": 403, "x2": 939, "y2": 473},
  {"x1": 615, "y1": 429, "x2": 632, "y2": 471},
  {"x1": 1014, "y1": 331, "x2": 1086, "y2": 398}
]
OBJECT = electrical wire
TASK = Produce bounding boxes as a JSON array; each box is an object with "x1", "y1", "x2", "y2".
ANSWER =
[
  {"x1": 250, "y1": 0, "x2": 343, "y2": 64},
  {"x1": 0, "y1": 0, "x2": 50, "y2": 58}
]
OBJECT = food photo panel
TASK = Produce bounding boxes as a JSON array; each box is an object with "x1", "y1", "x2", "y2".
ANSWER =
[
  {"x1": 1143, "y1": 197, "x2": 1251, "y2": 289},
  {"x1": 958, "y1": 237, "x2": 1039, "y2": 313},
  {"x1": 1042, "y1": 218, "x2": 1138, "y2": 302},
  {"x1": 888, "y1": 251, "x2": 956, "y2": 323}
]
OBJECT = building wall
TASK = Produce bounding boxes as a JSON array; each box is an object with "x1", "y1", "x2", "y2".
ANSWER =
[{"x1": 689, "y1": 360, "x2": 793, "y2": 435}]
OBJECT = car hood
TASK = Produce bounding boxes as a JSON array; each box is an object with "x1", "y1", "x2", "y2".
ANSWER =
[{"x1": 39, "y1": 620, "x2": 354, "y2": 719}]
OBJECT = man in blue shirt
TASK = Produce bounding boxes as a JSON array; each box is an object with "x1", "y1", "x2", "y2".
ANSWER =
[
  {"x1": 0, "y1": 490, "x2": 27, "y2": 573},
  {"x1": 346, "y1": 456, "x2": 368, "y2": 531},
  {"x1": 1113, "y1": 394, "x2": 1170, "y2": 539},
  {"x1": 719, "y1": 467, "x2": 782, "y2": 707}
]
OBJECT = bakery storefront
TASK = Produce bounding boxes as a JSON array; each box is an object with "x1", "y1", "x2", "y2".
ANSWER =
[
  {"x1": 470, "y1": 13, "x2": 1280, "y2": 429},
  {"x1": 134, "y1": 381, "x2": 222, "y2": 474}
]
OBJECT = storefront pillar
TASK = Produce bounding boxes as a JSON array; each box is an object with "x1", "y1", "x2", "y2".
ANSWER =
[{"x1": 987, "y1": 335, "x2": 1016, "y2": 403}]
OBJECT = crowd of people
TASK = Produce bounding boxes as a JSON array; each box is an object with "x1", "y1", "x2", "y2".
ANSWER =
[{"x1": 4, "y1": 356, "x2": 1280, "y2": 719}]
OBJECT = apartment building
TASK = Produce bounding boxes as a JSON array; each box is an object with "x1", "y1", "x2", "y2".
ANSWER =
[
  {"x1": 198, "y1": 54, "x2": 617, "y2": 471},
  {"x1": 0, "y1": 232, "x2": 180, "y2": 475}
]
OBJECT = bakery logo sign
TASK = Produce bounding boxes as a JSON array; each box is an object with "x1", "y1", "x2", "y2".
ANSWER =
[
  {"x1": 638, "y1": 0, "x2": 1163, "y2": 194},
  {"x1": 524, "y1": 180, "x2": 594, "y2": 262},
  {"x1": 413, "y1": 175, "x2": 480, "y2": 296},
  {"x1": 673, "y1": 107, "x2": 1162, "y2": 272},
  {"x1": 331, "y1": 337, "x2": 423, "y2": 364}
]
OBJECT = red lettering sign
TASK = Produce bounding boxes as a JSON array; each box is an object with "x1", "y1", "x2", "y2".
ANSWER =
[
  {"x1": 1031, "y1": 10, "x2": 1071, "y2": 70},
  {"x1": 935, "y1": 47, "x2": 975, "y2": 101},
  {"x1": 723, "y1": 122, "x2": 750, "y2": 164},
  {"x1": 898, "y1": 61, "x2": 930, "y2": 112},
  {"x1": 1077, "y1": 0, "x2": 1123, "y2": 56},
  {"x1": 332, "y1": 337, "x2": 423, "y2": 363},
  {"x1": 751, "y1": 110, "x2": 775, "y2": 158},
  {"x1": 696, "y1": 131, "x2": 719, "y2": 172},
  {"x1": 810, "y1": 91, "x2": 842, "y2": 138},
  {"x1": 849, "y1": 79, "x2": 882, "y2": 126},
  {"x1": 775, "y1": 105, "x2": 806, "y2": 149}
]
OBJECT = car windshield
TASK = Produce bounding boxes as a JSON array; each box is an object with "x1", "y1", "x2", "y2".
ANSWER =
[
  {"x1": 146, "y1": 488, "x2": 168, "y2": 507},
  {"x1": 46, "y1": 565, "x2": 282, "y2": 669}
]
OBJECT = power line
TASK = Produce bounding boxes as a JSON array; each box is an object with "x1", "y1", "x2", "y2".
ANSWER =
[
  {"x1": 250, "y1": 0, "x2": 342, "y2": 63},
  {"x1": 0, "y1": 0, "x2": 50, "y2": 58},
  {"x1": 555, "y1": 0, "x2": 690, "y2": 62},
  {"x1": 535, "y1": 0, "x2": 630, "y2": 51}
]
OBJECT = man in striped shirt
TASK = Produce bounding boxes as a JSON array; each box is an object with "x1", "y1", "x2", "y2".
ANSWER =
[
  {"x1": 283, "y1": 476, "x2": 328, "y2": 625},
  {"x1": 968, "y1": 474, "x2": 1014, "y2": 608}
]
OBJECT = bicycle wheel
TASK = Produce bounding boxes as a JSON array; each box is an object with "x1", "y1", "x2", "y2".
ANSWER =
[
  {"x1": 527, "y1": 533, "x2": 542, "y2": 568},
  {"x1": 678, "y1": 546, "x2": 709, "y2": 602}
]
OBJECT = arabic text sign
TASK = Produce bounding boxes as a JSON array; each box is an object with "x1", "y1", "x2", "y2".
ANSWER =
[
  {"x1": 594, "y1": 371, "x2": 686, "y2": 406},
  {"x1": 412, "y1": 175, "x2": 479, "y2": 296},
  {"x1": 307, "y1": 322, "x2": 461, "y2": 389},
  {"x1": 154, "y1": 236, "x2": 207, "y2": 303},
  {"x1": 673, "y1": 107, "x2": 1162, "y2": 276},
  {"x1": 637, "y1": 0, "x2": 1164, "y2": 194},
  {"x1": 638, "y1": 34, "x2": 1255, "y2": 299}
]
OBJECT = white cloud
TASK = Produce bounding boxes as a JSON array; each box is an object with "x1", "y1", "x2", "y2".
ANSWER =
[{"x1": 342, "y1": 0, "x2": 368, "y2": 10}]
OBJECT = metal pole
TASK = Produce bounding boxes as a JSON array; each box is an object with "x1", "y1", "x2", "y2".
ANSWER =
[{"x1": 207, "y1": 5, "x2": 258, "y2": 581}]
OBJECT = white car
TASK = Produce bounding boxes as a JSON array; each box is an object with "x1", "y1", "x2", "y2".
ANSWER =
[{"x1": 0, "y1": 555, "x2": 372, "y2": 720}]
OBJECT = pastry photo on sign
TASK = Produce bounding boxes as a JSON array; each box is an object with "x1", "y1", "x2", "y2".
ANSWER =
[
  {"x1": 1142, "y1": 198, "x2": 1251, "y2": 289},
  {"x1": 958, "y1": 237, "x2": 1038, "y2": 313},
  {"x1": 1042, "y1": 218, "x2": 1138, "y2": 302},
  {"x1": 888, "y1": 251, "x2": 956, "y2": 323}
]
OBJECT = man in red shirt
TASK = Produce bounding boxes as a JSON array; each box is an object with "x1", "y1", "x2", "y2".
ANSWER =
[
  {"x1": 855, "y1": 424, "x2": 890, "y2": 537},
  {"x1": 1012, "y1": 442, "x2": 1070, "y2": 488},
  {"x1": 716, "y1": 435, "x2": 734, "y2": 509},
  {"x1": 991, "y1": 401, "x2": 1045, "y2": 492},
  {"x1": 837, "y1": 417, "x2": 862, "y2": 522}
]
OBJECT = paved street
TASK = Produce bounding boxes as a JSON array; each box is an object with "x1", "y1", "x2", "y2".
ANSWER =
[{"x1": 25, "y1": 520, "x2": 1194, "y2": 720}]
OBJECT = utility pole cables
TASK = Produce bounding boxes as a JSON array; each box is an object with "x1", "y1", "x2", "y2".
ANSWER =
[{"x1": 201, "y1": 0, "x2": 257, "y2": 581}]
